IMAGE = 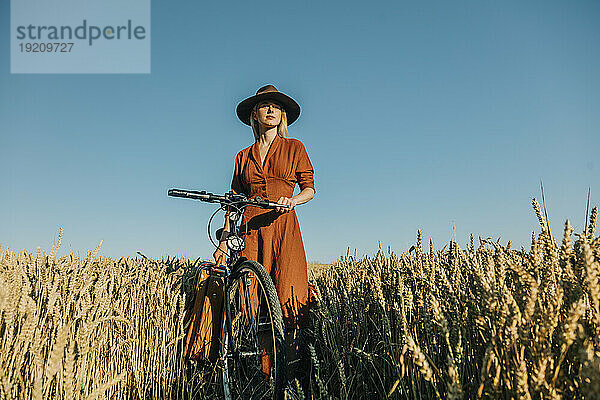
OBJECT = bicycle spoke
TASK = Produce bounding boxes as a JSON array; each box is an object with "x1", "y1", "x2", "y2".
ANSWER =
[{"x1": 241, "y1": 272, "x2": 261, "y2": 361}]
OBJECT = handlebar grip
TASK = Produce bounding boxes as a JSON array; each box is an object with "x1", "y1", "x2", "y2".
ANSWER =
[
  {"x1": 168, "y1": 189, "x2": 189, "y2": 198},
  {"x1": 168, "y1": 188, "x2": 210, "y2": 201}
]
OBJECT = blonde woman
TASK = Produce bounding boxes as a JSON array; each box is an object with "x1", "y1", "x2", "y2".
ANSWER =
[{"x1": 214, "y1": 84, "x2": 316, "y2": 390}]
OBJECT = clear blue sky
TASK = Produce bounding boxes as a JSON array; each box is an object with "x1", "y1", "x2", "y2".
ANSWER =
[{"x1": 1, "y1": 0, "x2": 598, "y2": 263}]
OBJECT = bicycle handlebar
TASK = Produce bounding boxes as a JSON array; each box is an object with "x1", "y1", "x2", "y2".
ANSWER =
[{"x1": 167, "y1": 188, "x2": 289, "y2": 209}]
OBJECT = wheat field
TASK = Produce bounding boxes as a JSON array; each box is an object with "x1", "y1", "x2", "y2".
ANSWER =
[{"x1": 1, "y1": 199, "x2": 599, "y2": 399}]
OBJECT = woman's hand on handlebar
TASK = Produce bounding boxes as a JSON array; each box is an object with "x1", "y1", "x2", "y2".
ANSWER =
[
  {"x1": 213, "y1": 241, "x2": 228, "y2": 266},
  {"x1": 276, "y1": 197, "x2": 297, "y2": 213}
]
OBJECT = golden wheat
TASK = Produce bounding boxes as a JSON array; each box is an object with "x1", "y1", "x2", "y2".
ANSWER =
[{"x1": 1, "y1": 203, "x2": 599, "y2": 399}]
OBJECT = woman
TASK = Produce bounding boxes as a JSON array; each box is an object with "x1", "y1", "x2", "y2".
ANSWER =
[{"x1": 214, "y1": 84, "x2": 316, "y2": 387}]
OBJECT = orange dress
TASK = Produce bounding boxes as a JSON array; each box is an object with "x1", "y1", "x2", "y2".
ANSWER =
[
  {"x1": 181, "y1": 134, "x2": 315, "y2": 362},
  {"x1": 231, "y1": 134, "x2": 315, "y2": 330}
]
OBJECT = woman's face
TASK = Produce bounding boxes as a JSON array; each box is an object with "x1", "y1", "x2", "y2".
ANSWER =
[{"x1": 252, "y1": 100, "x2": 283, "y2": 128}]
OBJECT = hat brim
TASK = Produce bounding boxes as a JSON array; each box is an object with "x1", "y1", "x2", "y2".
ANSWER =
[{"x1": 236, "y1": 91, "x2": 301, "y2": 126}]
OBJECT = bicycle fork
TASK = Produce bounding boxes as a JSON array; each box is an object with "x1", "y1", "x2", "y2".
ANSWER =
[{"x1": 222, "y1": 271, "x2": 233, "y2": 400}]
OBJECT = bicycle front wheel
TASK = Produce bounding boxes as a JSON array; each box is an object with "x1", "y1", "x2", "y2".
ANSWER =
[{"x1": 222, "y1": 260, "x2": 286, "y2": 400}]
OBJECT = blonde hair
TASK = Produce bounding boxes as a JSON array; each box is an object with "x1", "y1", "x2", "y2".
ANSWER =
[{"x1": 250, "y1": 105, "x2": 288, "y2": 140}]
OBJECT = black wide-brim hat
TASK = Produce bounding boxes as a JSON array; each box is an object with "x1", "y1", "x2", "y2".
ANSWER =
[{"x1": 236, "y1": 84, "x2": 301, "y2": 126}]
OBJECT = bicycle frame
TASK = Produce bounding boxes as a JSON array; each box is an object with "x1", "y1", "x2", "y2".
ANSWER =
[
  {"x1": 183, "y1": 202, "x2": 247, "y2": 399},
  {"x1": 221, "y1": 201, "x2": 275, "y2": 400},
  {"x1": 168, "y1": 189, "x2": 288, "y2": 399}
]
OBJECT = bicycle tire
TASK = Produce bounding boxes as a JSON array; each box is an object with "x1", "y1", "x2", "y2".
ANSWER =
[{"x1": 222, "y1": 260, "x2": 286, "y2": 400}]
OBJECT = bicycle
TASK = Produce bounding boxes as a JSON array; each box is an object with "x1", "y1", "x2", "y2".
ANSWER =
[{"x1": 168, "y1": 188, "x2": 288, "y2": 400}]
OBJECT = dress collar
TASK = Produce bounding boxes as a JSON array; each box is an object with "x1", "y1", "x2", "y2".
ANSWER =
[{"x1": 251, "y1": 133, "x2": 282, "y2": 171}]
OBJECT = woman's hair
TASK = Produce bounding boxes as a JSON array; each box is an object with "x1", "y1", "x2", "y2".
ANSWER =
[{"x1": 250, "y1": 105, "x2": 288, "y2": 140}]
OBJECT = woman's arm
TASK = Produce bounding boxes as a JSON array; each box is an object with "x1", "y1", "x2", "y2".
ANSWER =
[
  {"x1": 293, "y1": 187, "x2": 315, "y2": 206},
  {"x1": 213, "y1": 215, "x2": 230, "y2": 265},
  {"x1": 276, "y1": 187, "x2": 315, "y2": 213},
  {"x1": 215, "y1": 152, "x2": 243, "y2": 265}
]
